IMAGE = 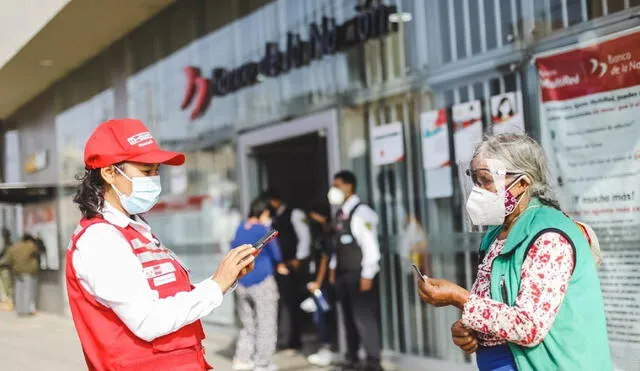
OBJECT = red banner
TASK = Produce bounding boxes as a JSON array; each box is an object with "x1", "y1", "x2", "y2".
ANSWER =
[{"x1": 536, "y1": 30, "x2": 640, "y2": 102}]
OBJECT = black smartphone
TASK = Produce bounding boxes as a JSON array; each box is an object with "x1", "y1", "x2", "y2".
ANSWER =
[
  {"x1": 412, "y1": 264, "x2": 427, "y2": 281},
  {"x1": 252, "y1": 230, "x2": 279, "y2": 255}
]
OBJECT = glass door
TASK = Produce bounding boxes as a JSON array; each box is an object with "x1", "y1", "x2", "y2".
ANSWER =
[{"x1": 237, "y1": 110, "x2": 341, "y2": 214}]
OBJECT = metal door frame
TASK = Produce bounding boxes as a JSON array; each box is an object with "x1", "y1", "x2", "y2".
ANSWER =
[{"x1": 237, "y1": 109, "x2": 341, "y2": 215}]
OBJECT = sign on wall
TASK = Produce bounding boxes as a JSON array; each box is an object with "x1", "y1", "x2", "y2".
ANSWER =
[
  {"x1": 181, "y1": 2, "x2": 399, "y2": 119},
  {"x1": 420, "y1": 109, "x2": 453, "y2": 199},
  {"x1": 490, "y1": 91, "x2": 525, "y2": 134},
  {"x1": 452, "y1": 100, "x2": 484, "y2": 164},
  {"x1": 370, "y1": 122, "x2": 405, "y2": 166},
  {"x1": 536, "y1": 27, "x2": 640, "y2": 371}
]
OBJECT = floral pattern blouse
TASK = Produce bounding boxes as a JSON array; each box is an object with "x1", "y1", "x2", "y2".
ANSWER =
[{"x1": 461, "y1": 232, "x2": 575, "y2": 347}]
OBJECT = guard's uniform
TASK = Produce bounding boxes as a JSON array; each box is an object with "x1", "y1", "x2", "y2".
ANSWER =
[
  {"x1": 66, "y1": 217, "x2": 212, "y2": 371},
  {"x1": 331, "y1": 196, "x2": 382, "y2": 368}
]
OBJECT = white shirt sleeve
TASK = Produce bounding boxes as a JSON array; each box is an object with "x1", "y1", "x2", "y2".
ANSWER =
[
  {"x1": 351, "y1": 206, "x2": 381, "y2": 279},
  {"x1": 73, "y1": 223, "x2": 225, "y2": 342},
  {"x1": 291, "y1": 209, "x2": 311, "y2": 260},
  {"x1": 329, "y1": 254, "x2": 337, "y2": 270}
]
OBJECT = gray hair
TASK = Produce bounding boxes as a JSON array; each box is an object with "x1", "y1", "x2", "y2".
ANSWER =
[{"x1": 472, "y1": 133, "x2": 562, "y2": 210}]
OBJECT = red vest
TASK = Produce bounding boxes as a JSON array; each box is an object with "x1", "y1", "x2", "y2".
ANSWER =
[{"x1": 65, "y1": 217, "x2": 213, "y2": 370}]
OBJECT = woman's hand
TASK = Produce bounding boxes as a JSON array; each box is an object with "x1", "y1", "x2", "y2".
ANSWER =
[
  {"x1": 212, "y1": 245, "x2": 256, "y2": 293},
  {"x1": 451, "y1": 320, "x2": 478, "y2": 354},
  {"x1": 276, "y1": 263, "x2": 290, "y2": 275},
  {"x1": 417, "y1": 278, "x2": 470, "y2": 310},
  {"x1": 239, "y1": 262, "x2": 255, "y2": 279}
]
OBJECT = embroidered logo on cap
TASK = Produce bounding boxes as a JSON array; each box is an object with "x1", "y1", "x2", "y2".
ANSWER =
[{"x1": 127, "y1": 132, "x2": 154, "y2": 147}]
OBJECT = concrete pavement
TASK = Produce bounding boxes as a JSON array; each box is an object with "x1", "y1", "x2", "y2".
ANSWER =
[{"x1": 0, "y1": 311, "x2": 330, "y2": 370}]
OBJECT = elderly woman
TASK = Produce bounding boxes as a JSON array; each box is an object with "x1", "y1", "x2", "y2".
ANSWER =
[{"x1": 417, "y1": 133, "x2": 611, "y2": 371}]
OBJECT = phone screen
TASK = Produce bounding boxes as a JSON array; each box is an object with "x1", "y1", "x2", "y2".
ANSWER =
[
  {"x1": 253, "y1": 230, "x2": 279, "y2": 255},
  {"x1": 412, "y1": 264, "x2": 427, "y2": 281}
]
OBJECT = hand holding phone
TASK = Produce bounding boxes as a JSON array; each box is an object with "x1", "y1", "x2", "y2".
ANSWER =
[
  {"x1": 412, "y1": 264, "x2": 428, "y2": 282},
  {"x1": 253, "y1": 230, "x2": 279, "y2": 256}
]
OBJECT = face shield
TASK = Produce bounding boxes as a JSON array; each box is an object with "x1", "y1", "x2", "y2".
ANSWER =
[{"x1": 461, "y1": 158, "x2": 523, "y2": 232}]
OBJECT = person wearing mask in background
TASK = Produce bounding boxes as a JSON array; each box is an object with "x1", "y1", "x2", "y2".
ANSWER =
[
  {"x1": 417, "y1": 133, "x2": 611, "y2": 371},
  {"x1": 263, "y1": 190, "x2": 311, "y2": 353},
  {"x1": 305, "y1": 206, "x2": 338, "y2": 367},
  {"x1": 0, "y1": 228, "x2": 13, "y2": 311},
  {"x1": 230, "y1": 198, "x2": 289, "y2": 371},
  {"x1": 1, "y1": 233, "x2": 40, "y2": 316},
  {"x1": 67, "y1": 119, "x2": 256, "y2": 370},
  {"x1": 327, "y1": 171, "x2": 382, "y2": 371}
]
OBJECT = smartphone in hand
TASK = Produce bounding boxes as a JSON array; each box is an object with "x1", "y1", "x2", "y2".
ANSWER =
[
  {"x1": 412, "y1": 264, "x2": 427, "y2": 282},
  {"x1": 253, "y1": 230, "x2": 279, "y2": 256}
]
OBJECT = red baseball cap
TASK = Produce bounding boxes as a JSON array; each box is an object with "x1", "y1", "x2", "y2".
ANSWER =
[{"x1": 84, "y1": 118, "x2": 185, "y2": 169}]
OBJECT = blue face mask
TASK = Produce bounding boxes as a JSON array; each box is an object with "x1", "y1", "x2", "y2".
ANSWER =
[{"x1": 112, "y1": 166, "x2": 162, "y2": 215}]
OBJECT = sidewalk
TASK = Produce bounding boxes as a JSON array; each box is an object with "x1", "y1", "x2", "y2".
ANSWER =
[{"x1": 0, "y1": 311, "x2": 328, "y2": 370}]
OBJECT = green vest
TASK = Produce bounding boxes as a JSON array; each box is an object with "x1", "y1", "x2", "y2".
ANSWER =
[{"x1": 479, "y1": 198, "x2": 612, "y2": 371}]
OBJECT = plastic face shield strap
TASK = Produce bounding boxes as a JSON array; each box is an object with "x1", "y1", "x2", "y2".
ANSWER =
[{"x1": 462, "y1": 158, "x2": 509, "y2": 232}]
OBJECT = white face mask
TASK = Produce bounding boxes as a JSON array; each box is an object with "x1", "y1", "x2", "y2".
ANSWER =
[
  {"x1": 327, "y1": 187, "x2": 346, "y2": 205},
  {"x1": 465, "y1": 186, "x2": 506, "y2": 226},
  {"x1": 465, "y1": 176, "x2": 525, "y2": 226},
  {"x1": 112, "y1": 166, "x2": 162, "y2": 215}
]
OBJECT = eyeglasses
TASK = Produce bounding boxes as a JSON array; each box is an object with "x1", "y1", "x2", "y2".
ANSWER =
[{"x1": 465, "y1": 168, "x2": 522, "y2": 188}]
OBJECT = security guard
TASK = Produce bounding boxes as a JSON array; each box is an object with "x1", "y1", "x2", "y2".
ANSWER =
[
  {"x1": 66, "y1": 119, "x2": 255, "y2": 370},
  {"x1": 327, "y1": 171, "x2": 382, "y2": 371}
]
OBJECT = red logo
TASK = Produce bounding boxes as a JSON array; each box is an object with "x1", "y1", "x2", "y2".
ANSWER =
[{"x1": 181, "y1": 66, "x2": 211, "y2": 120}]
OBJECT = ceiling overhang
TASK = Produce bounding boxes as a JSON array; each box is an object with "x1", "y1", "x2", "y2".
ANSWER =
[{"x1": 0, "y1": 0, "x2": 175, "y2": 119}]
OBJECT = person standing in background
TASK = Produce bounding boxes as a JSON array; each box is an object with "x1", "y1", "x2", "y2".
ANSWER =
[
  {"x1": 1, "y1": 234, "x2": 40, "y2": 316},
  {"x1": 306, "y1": 207, "x2": 338, "y2": 367},
  {"x1": 0, "y1": 228, "x2": 14, "y2": 311},
  {"x1": 327, "y1": 171, "x2": 383, "y2": 371},
  {"x1": 230, "y1": 198, "x2": 289, "y2": 371},
  {"x1": 263, "y1": 190, "x2": 312, "y2": 353}
]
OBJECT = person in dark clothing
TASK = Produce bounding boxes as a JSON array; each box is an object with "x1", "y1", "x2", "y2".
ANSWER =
[
  {"x1": 327, "y1": 171, "x2": 383, "y2": 371},
  {"x1": 2, "y1": 234, "x2": 40, "y2": 316},
  {"x1": 263, "y1": 190, "x2": 312, "y2": 352},
  {"x1": 306, "y1": 207, "x2": 338, "y2": 367}
]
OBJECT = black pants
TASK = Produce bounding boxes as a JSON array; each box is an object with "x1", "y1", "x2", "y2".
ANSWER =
[
  {"x1": 275, "y1": 266, "x2": 306, "y2": 349},
  {"x1": 335, "y1": 272, "x2": 381, "y2": 365}
]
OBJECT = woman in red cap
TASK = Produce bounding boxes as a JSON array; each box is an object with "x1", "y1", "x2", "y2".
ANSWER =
[{"x1": 66, "y1": 118, "x2": 256, "y2": 370}]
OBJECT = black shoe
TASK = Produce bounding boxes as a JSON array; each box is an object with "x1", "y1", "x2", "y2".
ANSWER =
[{"x1": 332, "y1": 361, "x2": 358, "y2": 371}]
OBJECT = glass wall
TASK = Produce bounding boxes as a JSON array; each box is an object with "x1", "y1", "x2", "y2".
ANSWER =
[
  {"x1": 145, "y1": 143, "x2": 242, "y2": 325},
  {"x1": 362, "y1": 94, "x2": 468, "y2": 364}
]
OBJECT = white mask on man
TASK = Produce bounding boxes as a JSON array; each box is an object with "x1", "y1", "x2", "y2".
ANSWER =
[{"x1": 327, "y1": 187, "x2": 346, "y2": 205}]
